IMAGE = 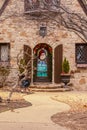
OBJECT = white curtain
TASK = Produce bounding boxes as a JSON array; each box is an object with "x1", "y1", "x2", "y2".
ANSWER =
[{"x1": 1, "y1": 45, "x2": 8, "y2": 61}]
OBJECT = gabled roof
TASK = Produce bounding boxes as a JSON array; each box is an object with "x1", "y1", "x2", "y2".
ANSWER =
[
  {"x1": 0, "y1": 0, "x2": 86, "y2": 17},
  {"x1": 78, "y1": 0, "x2": 87, "y2": 15},
  {"x1": 0, "y1": 0, "x2": 9, "y2": 16}
]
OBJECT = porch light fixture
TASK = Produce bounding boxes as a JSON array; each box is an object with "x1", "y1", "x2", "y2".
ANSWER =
[{"x1": 39, "y1": 24, "x2": 47, "y2": 38}]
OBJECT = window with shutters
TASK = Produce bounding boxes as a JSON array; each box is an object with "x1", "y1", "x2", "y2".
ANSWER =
[
  {"x1": 75, "y1": 43, "x2": 87, "y2": 67},
  {"x1": 0, "y1": 43, "x2": 10, "y2": 66}
]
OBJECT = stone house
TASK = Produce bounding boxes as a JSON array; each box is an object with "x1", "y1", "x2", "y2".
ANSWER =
[{"x1": 0, "y1": 0, "x2": 87, "y2": 90}]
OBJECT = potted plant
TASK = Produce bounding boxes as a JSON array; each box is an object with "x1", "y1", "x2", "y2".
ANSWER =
[{"x1": 61, "y1": 57, "x2": 71, "y2": 86}]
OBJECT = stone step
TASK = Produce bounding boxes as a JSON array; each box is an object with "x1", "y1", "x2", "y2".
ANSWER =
[
  {"x1": 29, "y1": 83, "x2": 73, "y2": 92},
  {"x1": 30, "y1": 87, "x2": 72, "y2": 92},
  {"x1": 30, "y1": 86, "x2": 61, "y2": 89},
  {"x1": 30, "y1": 84, "x2": 63, "y2": 89}
]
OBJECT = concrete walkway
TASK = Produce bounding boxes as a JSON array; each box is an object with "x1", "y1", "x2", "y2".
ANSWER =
[{"x1": 0, "y1": 92, "x2": 70, "y2": 130}]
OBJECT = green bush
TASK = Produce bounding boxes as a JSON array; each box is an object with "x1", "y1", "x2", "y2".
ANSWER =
[
  {"x1": 18, "y1": 58, "x2": 26, "y2": 74},
  {"x1": 62, "y1": 57, "x2": 70, "y2": 73},
  {"x1": 0, "y1": 66, "x2": 10, "y2": 87}
]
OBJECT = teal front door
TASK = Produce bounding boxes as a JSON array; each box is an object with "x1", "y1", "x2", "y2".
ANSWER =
[{"x1": 33, "y1": 43, "x2": 52, "y2": 82}]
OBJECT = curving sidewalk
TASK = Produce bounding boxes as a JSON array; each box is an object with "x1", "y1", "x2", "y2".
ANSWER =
[{"x1": 0, "y1": 92, "x2": 70, "y2": 130}]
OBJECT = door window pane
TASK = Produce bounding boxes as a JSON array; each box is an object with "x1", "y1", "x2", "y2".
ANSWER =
[{"x1": 37, "y1": 48, "x2": 48, "y2": 77}]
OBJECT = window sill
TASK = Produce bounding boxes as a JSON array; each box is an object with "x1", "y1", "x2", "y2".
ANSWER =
[
  {"x1": 0, "y1": 61, "x2": 10, "y2": 67},
  {"x1": 24, "y1": 8, "x2": 60, "y2": 14},
  {"x1": 76, "y1": 64, "x2": 87, "y2": 68}
]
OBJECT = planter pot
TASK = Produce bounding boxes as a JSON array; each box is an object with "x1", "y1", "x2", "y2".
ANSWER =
[{"x1": 60, "y1": 74, "x2": 71, "y2": 86}]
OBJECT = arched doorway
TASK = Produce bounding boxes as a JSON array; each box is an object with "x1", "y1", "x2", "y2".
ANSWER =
[{"x1": 33, "y1": 43, "x2": 52, "y2": 82}]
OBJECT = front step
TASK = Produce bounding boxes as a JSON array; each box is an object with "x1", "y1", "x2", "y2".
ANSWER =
[
  {"x1": 30, "y1": 87, "x2": 72, "y2": 92},
  {"x1": 30, "y1": 85, "x2": 62, "y2": 89},
  {"x1": 30, "y1": 84, "x2": 72, "y2": 92}
]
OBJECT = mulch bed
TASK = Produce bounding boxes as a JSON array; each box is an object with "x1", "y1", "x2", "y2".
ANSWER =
[
  {"x1": 0, "y1": 99, "x2": 32, "y2": 113},
  {"x1": 0, "y1": 88, "x2": 32, "y2": 113},
  {"x1": 51, "y1": 92, "x2": 87, "y2": 130},
  {"x1": 51, "y1": 110, "x2": 87, "y2": 130}
]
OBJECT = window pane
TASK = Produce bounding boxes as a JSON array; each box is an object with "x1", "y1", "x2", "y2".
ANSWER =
[
  {"x1": 24, "y1": 0, "x2": 60, "y2": 12},
  {"x1": 1, "y1": 45, "x2": 9, "y2": 61},
  {"x1": 76, "y1": 44, "x2": 87, "y2": 64},
  {"x1": 24, "y1": 0, "x2": 39, "y2": 11},
  {"x1": 45, "y1": 0, "x2": 52, "y2": 3}
]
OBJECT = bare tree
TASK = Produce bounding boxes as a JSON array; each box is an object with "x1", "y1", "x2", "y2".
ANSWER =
[
  {"x1": 25, "y1": 0, "x2": 87, "y2": 41},
  {"x1": 7, "y1": 48, "x2": 37, "y2": 101}
]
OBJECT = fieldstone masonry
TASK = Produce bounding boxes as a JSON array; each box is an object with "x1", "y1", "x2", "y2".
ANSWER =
[{"x1": 0, "y1": 0, "x2": 87, "y2": 90}]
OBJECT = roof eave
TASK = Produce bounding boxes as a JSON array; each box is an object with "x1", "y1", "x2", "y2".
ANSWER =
[{"x1": 78, "y1": 0, "x2": 87, "y2": 15}]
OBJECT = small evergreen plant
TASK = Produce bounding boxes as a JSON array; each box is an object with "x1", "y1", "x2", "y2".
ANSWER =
[
  {"x1": 18, "y1": 58, "x2": 26, "y2": 74},
  {"x1": 62, "y1": 57, "x2": 70, "y2": 73}
]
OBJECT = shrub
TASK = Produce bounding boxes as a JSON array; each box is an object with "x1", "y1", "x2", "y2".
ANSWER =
[
  {"x1": 62, "y1": 57, "x2": 70, "y2": 73},
  {"x1": 18, "y1": 58, "x2": 26, "y2": 74},
  {"x1": 0, "y1": 66, "x2": 10, "y2": 87}
]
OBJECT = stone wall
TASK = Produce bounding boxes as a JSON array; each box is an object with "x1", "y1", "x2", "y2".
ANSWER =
[{"x1": 0, "y1": 0, "x2": 86, "y2": 89}]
